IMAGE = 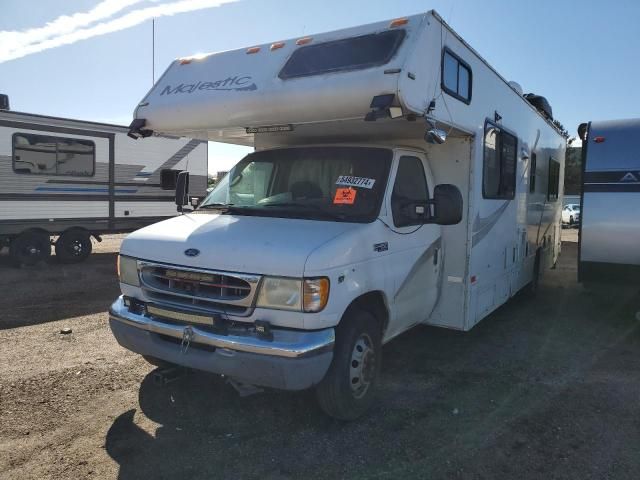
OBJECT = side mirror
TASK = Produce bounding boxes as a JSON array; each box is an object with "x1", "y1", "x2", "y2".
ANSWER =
[
  {"x1": 432, "y1": 184, "x2": 463, "y2": 225},
  {"x1": 175, "y1": 171, "x2": 190, "y2": 212},
  {"x1": 425, "y1": 128, "x2": 447, "y2": 144}
]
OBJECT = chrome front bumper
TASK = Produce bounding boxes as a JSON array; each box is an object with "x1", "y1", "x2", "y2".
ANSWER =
[{"x1": 108, "y1": 296, "x2": 335, "y2": 390}]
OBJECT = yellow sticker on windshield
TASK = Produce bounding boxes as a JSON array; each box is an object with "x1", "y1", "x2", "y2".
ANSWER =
[{"x1": 334, "y1": 187, "x2": 357, "y2": 205}]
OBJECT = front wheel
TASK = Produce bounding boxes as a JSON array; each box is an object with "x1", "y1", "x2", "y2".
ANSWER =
[{"x1": 315, "y1": 309, "x2": 382, "y2": 420}]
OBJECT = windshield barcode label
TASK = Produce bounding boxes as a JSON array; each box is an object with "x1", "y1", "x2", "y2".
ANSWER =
[{"x1": 336, "y1": 176, "x2": 376, "y2": 189}]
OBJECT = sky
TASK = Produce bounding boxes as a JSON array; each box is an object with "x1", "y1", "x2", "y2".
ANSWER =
[{"x1": 1, "y1": 0, "x2": 640, "y2": 175}]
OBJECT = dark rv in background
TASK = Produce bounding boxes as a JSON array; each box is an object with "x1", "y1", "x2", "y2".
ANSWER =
[
  {"x1": 0, "y1": 94, "x2": 208, "y2": 266},
  {"x1": 578, "y1": 118, "x2": 640, "y2": 284}
]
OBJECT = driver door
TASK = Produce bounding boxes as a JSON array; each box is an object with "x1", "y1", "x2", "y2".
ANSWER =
[{"x1": 385, "y1": 152, "x2": 442, "y2": 339}]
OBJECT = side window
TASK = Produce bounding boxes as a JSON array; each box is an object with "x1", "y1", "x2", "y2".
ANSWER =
[
  {"x1": 547, "y1": 158, "x2": 560, "y2": 201},
  {"x1": 391, "y1": 156, "x2": 429, "y2": 227},
  {"x1": 529, "y1": 152, "x2": 537, "y2": 193},
  {"x1": 483, "y1": 123, "x2": 517, "y2": 200},
  {"x1": 442, "y1": 48, "x2": 472, "y2": 104},
  {"x1": 12, "y1": 133, "x2": 95, "y2": 176}
]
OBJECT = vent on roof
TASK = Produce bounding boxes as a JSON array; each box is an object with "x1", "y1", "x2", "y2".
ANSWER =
[
  {"x1": 508, "y1": 81, "x2": 523, "y2": 96},
  {"x1": 524, "y1": 93, "x2": 552, "y2": 120},
  {"x1": 0, "y1": 94, "x2": 9, "y2": 111}
]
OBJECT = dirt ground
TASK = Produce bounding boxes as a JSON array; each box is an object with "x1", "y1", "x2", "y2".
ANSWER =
[{"x1": 1, "y1": 231, "x2": 639, "y2": 480}]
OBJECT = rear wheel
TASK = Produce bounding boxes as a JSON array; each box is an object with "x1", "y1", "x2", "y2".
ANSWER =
[
  {"x1": 569, "y1": 215, "x2": 574, "y2": 226},
  {"x1": 55, "y1": 229, "x2": 92, "y2": 263},
  {"x1": 9, "y1": 231, "x2": 51, "y2": 266},
  {"x1": 315, "y1": 309, "x2": 382, "y2": 420}
]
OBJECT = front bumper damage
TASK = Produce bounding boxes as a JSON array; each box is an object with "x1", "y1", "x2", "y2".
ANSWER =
[{"x1": 108, "y1": 296, "x2": 334, "y2": 390}]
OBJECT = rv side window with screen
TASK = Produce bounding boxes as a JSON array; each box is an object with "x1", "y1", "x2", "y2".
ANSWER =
[
  {"x1": 548, "y1": 157, "x2": 560, "y2": 201},
  {"x1": 529, "y1": 152, "x2": 537, "y2": 193},
  {"x1": 442, "y1": 48, "x2": 472, "y2": 104},
  {"x1": 12, "y1": 133, "x2": 95, "y2": 176},
  {"x1": 483, "y1": 123, "x2": 517, "y2": 200},
  {"x1": 391, "y1": 156, "x2": 429, "y2": 227},
  {"x1": 279, "y1": 29, "x2": 406, "y2": 79}
]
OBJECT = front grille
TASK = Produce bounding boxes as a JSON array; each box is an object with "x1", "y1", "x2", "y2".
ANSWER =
[{"x1": 139, "y1": 262, "x2": 260, "y2": 316}]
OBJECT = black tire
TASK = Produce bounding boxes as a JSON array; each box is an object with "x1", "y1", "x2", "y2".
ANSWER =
[
  {"x1": 55, "y1": 229, "x2": 92, "y2": 263},
  {"x1": 315, "y1": 309, "x2": 382, "y2": 420},
  {"x1": 9, "y1": 231, "x2": 51, "y2": 266},
  {"x1": 569, "y1": 215, "x2": 574, "y2": 226}
]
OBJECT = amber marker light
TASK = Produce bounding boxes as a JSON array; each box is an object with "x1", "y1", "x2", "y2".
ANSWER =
[
  {"x1": 296, "y1": 36, "x2": 313, "y2": 46},
  {"x1": 389, "y1": 18, "x2": 409, "y2": 28}
]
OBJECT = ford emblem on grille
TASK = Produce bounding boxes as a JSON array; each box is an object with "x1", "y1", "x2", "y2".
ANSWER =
[{"x1": 184, "y1": 248, "x2": 200, "y2": 257}]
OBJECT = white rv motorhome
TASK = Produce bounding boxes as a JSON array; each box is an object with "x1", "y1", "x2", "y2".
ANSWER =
[
  {"x1": 110, "y1": 11, "x2": 566, "y2": 419},
  {"x1": 577, "y1": 119, "x2": 640, "y2": 284},
  {"x1": 0, "y1": 99, "x2": 208, "y2": 265}
]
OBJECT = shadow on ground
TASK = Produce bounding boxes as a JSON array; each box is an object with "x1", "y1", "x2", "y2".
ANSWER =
[
  {"x1": 0, "y1": 252, "x2": 120, "y2": 329},
  {"x1": 105, "y1": 244, "x2": 640, "y2": 480}
]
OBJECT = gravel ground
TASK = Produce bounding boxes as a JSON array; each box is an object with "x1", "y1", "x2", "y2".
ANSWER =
[{"x1": 1, "y1": 231, "x2": 639, "y2": 480}]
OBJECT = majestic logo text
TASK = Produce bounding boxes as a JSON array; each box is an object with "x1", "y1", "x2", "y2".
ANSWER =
[{"x1": 160, "y1": 76, "x2": 257, "y2": 95}]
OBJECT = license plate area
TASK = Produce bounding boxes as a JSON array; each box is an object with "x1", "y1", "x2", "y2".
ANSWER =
[{"x1": 146, "y1": 304, "x2": 219, "y2": 327}]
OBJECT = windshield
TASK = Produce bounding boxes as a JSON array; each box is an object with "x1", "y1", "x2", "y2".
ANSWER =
[{"x1": 201, "y1": 146, "x2": 392, "y2": 222}]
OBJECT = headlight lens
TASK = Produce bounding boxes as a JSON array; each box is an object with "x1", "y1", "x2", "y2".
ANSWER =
[
  {"x1": 303, "y1": 277, "x2": 330, "y2": 313},
  {"x1": 256, "y1": 276, "x2": 330, "y2": 312},
  {"x1": 118, "y1": 255, "x2": 140, "y2": 286},
  {"x1": 256, "y1": 277, "x2": 302, "y2": 311}
]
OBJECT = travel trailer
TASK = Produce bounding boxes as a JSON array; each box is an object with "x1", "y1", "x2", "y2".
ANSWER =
[
  {"x1": 0, "y1": 99, "x2": 207, "y2": 265},
  {"x1": 110, "y1": 11, "x2": 566, "y2": 419},
  {"x1": 578, "y1": 119, "x2": 640, "y2": 284}
]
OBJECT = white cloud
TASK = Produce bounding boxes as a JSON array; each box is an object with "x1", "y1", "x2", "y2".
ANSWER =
[{"x1": 0, "y1": 0, "x2": 237, "y2": 63}]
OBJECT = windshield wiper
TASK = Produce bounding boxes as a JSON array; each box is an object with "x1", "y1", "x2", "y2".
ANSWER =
[
  {"x1": 198, "y1": 202, "x2": 235, "y2": 210},
  {"x1": 262, "y1": 202, "x2": 345, "y2": 220}
]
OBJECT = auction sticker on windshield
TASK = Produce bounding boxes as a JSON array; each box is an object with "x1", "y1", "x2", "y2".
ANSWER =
[
  {"x1": 334, "y1": 187, "x2": 357, "y2": 205},
  {"x1": 336, "y1": 175, "x2": 376, "y2": 189}
]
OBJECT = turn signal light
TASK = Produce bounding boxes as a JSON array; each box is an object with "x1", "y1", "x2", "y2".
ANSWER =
[
  {"x1": 389, "y1": 18, "x2": 408, "y2": 28},
  {"x1": 303, "y1": 277, "x2": 330, "y2": 313}
]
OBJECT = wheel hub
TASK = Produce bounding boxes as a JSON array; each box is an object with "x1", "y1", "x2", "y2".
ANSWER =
[{"x1": 349, "y1": 333, "x2": 374, "y2": 399}]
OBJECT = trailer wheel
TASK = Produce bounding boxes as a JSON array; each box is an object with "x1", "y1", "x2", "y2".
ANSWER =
[
  {"x1": 315, "y1": 309, "x2": 382, "y2": 420},
  {"x1": 9, "y1": 230, "x2": 51, "y2": 266},
  {"x1": 55, "y1": 229, "x2": 92, "y2": 263}
]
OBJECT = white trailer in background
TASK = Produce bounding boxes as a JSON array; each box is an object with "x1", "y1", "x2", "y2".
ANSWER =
[
  {"x1": 111, "y1": 11, "x2": 565, "y2": 419},
  {"x1": 0, "y1": 102, "x2": 207, "y2": 265},
  {"x1": 578, "y1": 119, "x2": 640, "y2": 284}
]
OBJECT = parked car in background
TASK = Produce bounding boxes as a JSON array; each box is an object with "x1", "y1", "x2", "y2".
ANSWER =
[{"x1": 562, "y1": 203, "x2": 580, "y2": 226}]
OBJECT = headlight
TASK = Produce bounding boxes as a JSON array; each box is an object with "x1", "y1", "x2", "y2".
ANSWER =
[
  {"x1": 117, "y1": 255, "x2": 140, "y2": 286},
  {"x1": 256, "y1": 277, "x2": 302, "y2": 311},
  {"x1": 303, "y1": 277, "x2": 330, "y2": 313},
  {"x1": 256, "y1": 276, "x2": 330, "y2": 312}
]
